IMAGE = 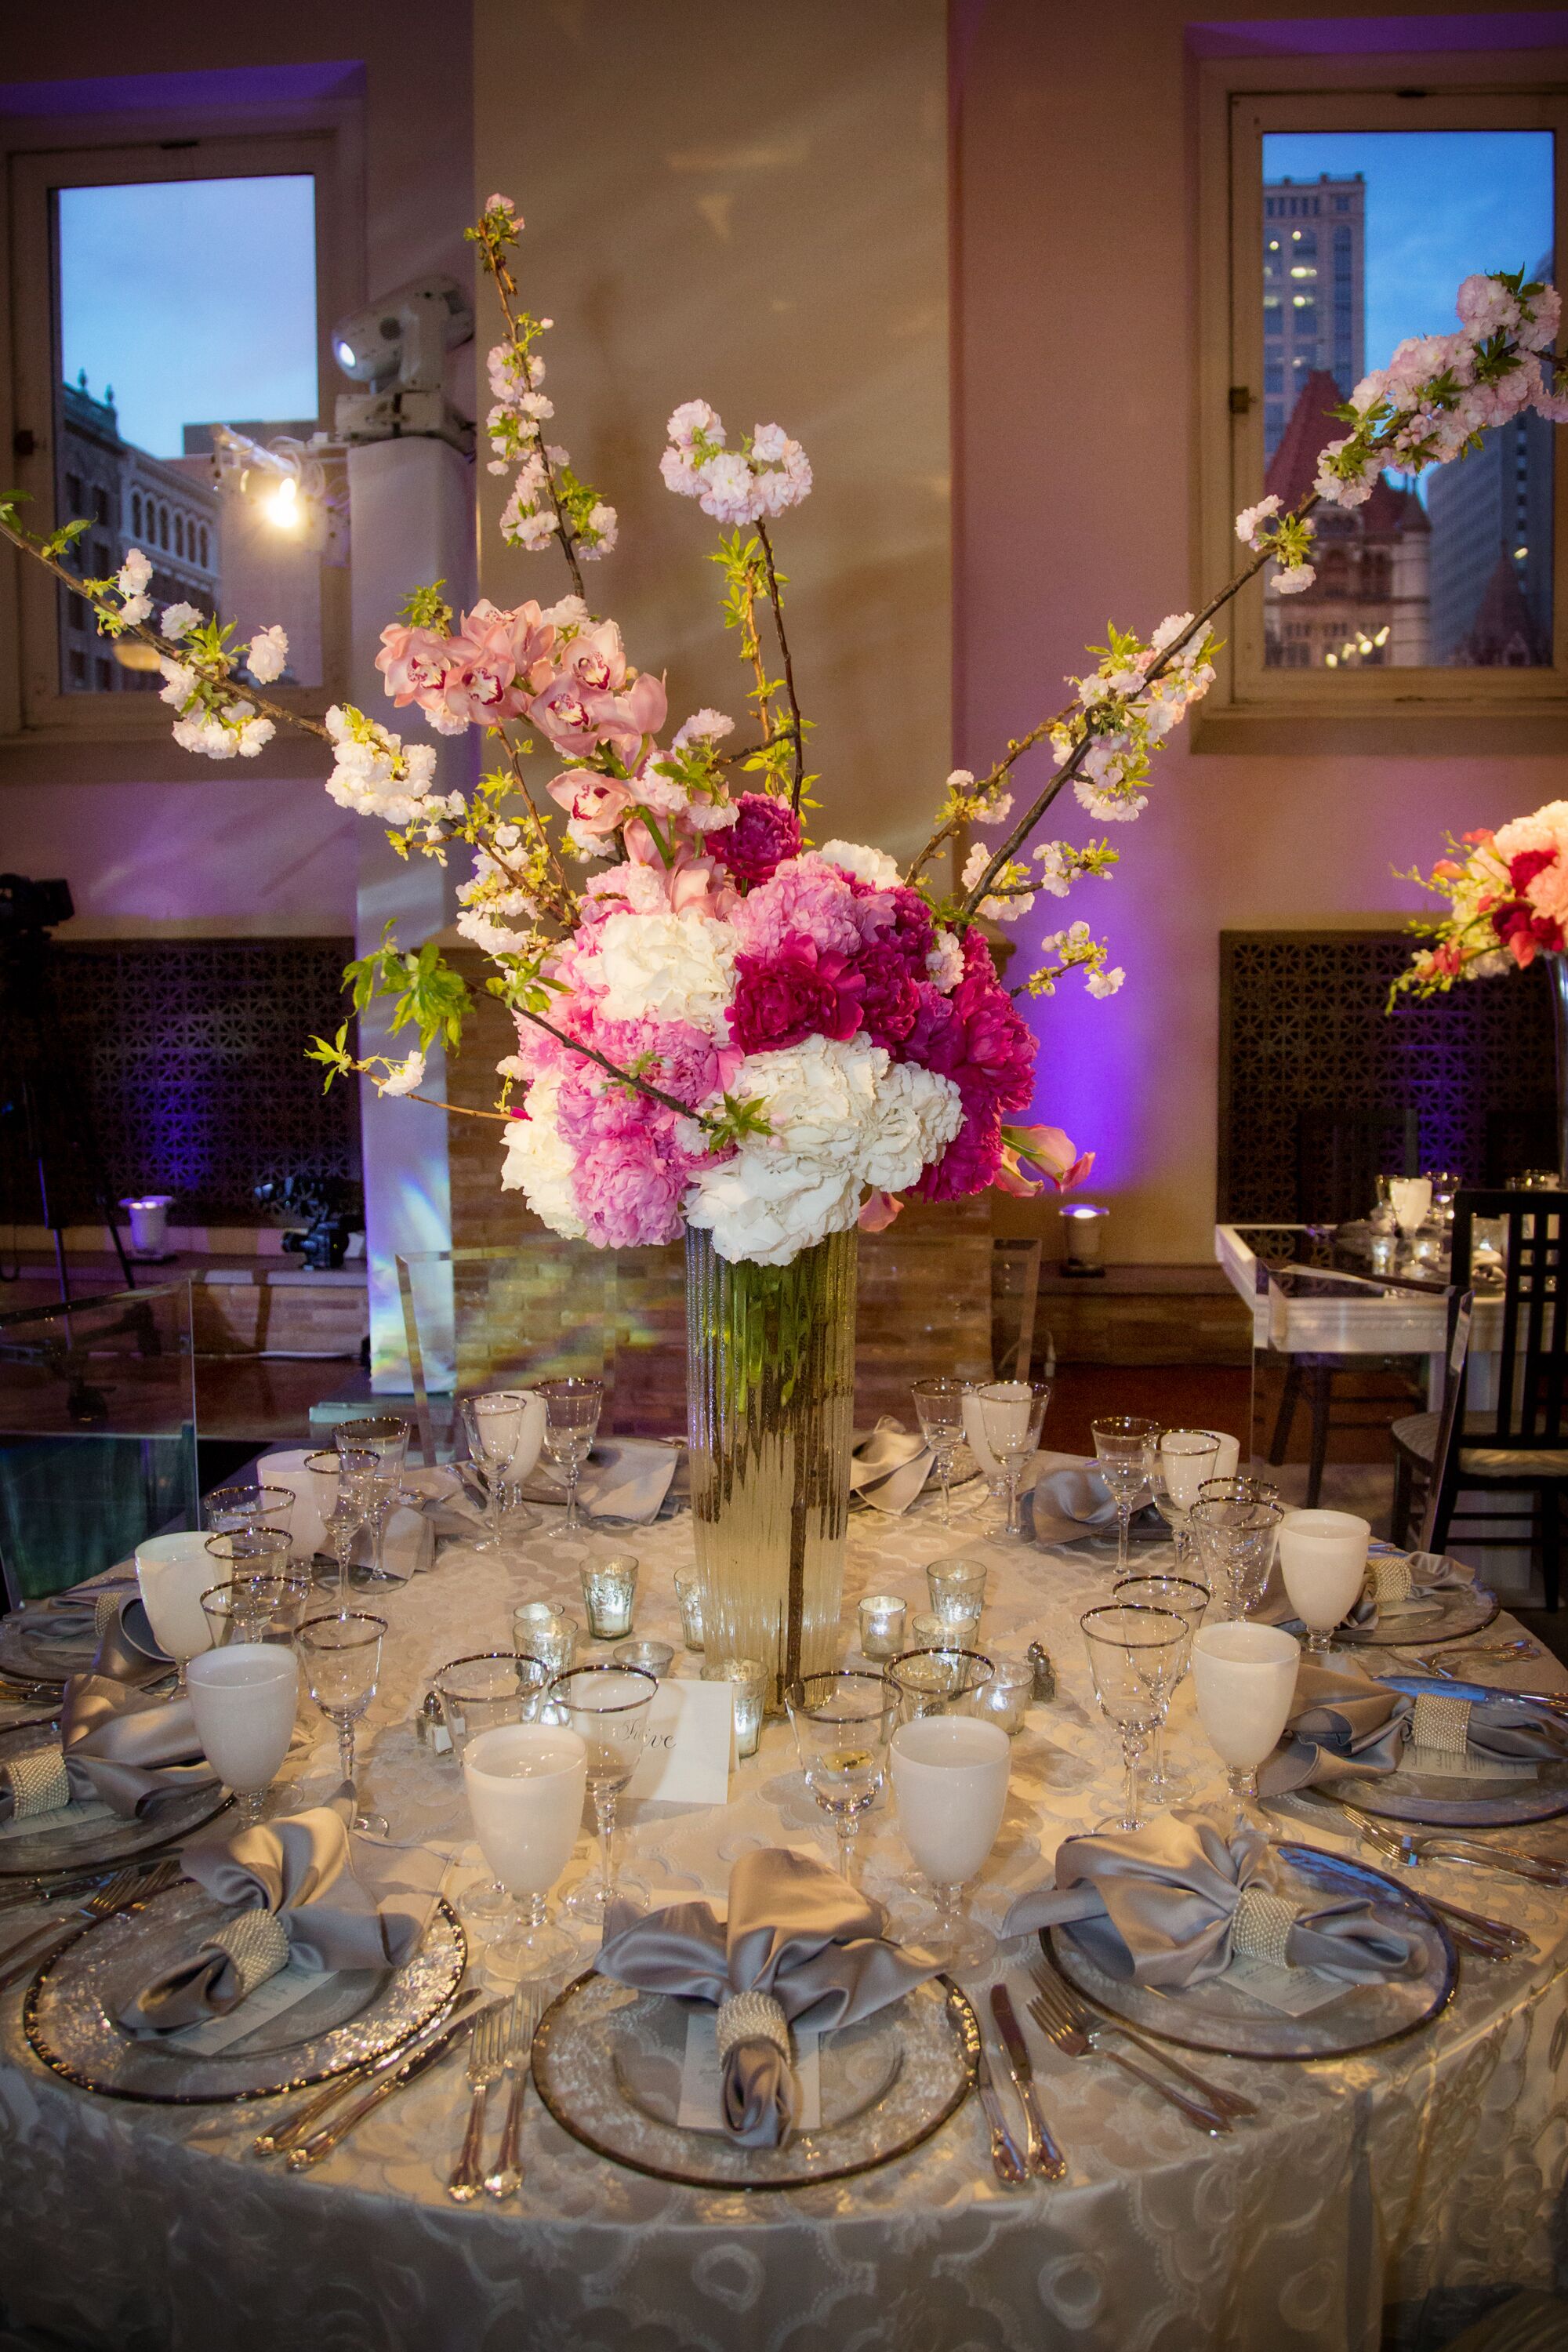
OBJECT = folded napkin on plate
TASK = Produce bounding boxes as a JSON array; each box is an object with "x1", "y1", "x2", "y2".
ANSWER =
[
  {"x1": 849, "y1": 1418, "x2": 935, "y2": 1515},
  {"x1": 524, "y1": 1438, "x2": 677, "y2": 1524},
  {"x1": 597, "y1": 1847, "x2": 939, "y2": 2148},
  {"x1": 1258, "y1": 1660, "x2": 1568, "y2": 1796},
  {"x1": 1003, "y1": 1808, "x2": 1418, "y2": 1986},
  {"x1": 122, "y1": 1790, "x2": 446, "y2": 2034},
  {"x1": 0, "y1": 1673, "x2": 214, "y2": 1826},
  {"x1": 1031, "y1": 1452, "x2": 1160, "y2": 1547},
  {"x1": 1255, "y1": 1545, "x2": 1471, "y2": 1638}
]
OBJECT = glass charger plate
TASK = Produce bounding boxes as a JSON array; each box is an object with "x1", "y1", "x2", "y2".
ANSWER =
[
  {"x1": 0, "y1": 1591, "x2": 163, "y2": 1687},
  {"x1": 1047, "y1": 1843, "x2": 1454, "y2": 2060},
  {"x1": 24, "y1": 1881, "x2": 466, "y2": 2103},
  {"x1": 1340, "y1": 1573, "x2": 1500, "y2": 1649},
  {"x1": 531, "y1": 1972, "x2": 976, "y2": 2189},
  {"x1": 0, "y1": 1722, "x2": 229, "y2": 1877},
  {"x1": 1332, "y1": 1675, "x2": 1568, "y2": 1828}
]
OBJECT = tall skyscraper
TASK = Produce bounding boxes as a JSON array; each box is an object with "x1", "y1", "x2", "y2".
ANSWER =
[{"x1": 1263, "y1": 173, "x2": 1366, "y2": 466}]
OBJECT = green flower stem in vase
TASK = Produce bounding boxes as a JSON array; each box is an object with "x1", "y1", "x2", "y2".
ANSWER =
[{"x1": 686, "y1": 1228, "x2": 856, "y2": 1712}]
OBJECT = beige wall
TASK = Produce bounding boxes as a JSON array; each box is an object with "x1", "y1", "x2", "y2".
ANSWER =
[
  {"x1": 953, "y1": 1, "x2": 1567, "y2": 1261},
  {"x1": 472, "y1": 0, "x2": 949, "y2": 866}
]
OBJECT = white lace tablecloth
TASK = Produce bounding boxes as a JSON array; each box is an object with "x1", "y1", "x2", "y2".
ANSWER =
[{"x1": 2, "y1": 1489, "x2": 1566, "y2": 2352}]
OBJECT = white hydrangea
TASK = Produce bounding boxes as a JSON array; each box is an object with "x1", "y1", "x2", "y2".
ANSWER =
[
  {"x1": 684, "y1": 1150, "x2": 862, "y2": 1269},
  {"x1": 859, "y1": 1060, "x2": 964, "y2": 1193},
  {"x1": 820, "y1": 839, "x2": 901, "y2": 890},
  {"x1": 590, "y1": 909, "x2": 737, "y2": 1035},
  {"x1": 499, "y1": 1075, "x2": 586, "y2": 1238}
]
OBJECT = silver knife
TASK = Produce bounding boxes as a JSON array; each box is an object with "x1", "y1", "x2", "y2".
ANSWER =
[
  {"x1": 286, "y1": 1998, "x2": 503, "y2": 2170},
  {"x1": 975, "y1": 2038, "x2": 1029, "y2": 2186},
  {"x1": 989, "y1": 1983, "x2": 1066, "y2": 2181},
  {"x1": 252, "y1": 1985, "x2": 482, "y2": 2157}
]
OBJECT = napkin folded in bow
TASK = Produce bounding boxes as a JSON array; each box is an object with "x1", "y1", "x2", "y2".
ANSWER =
[
  {"x1": 1031, "y1": 1453, "x2": 1160, "y2": 1547},
  {"x1": 1255, "y1": 1546, "x2": 1470, "y2": 1638},
  {"x1": 122, "y1": 1791, "x2": 445, "y2": 2034},
  {"x1": 849, "y1": 1418, "x2": 935, "y2": 1515},
  {"x1": 1003, "y1": 1809, "x2": 1418, "y2": 1986},
  {"x1": 14, "y1": 1586, "x2": 171, "y2": 1687},
  {"x1": 597, "y1": 1847, "x2": 939, "y2": 2147},
  {"x1": 1258, "y1": 1661, "x2": 1568, "y2": 1796},
  {"x1": 0, "y1": 1673, "x2": 214, "y2": 1828}
]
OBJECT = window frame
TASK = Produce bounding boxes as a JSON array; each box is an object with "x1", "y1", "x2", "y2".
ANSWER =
[
  {"x1": 1195, "y1": 52, "x2": 1568, "y2": 746},
  {"x1": 1, "y1": 108, "x2": 361, "y2": 757}
]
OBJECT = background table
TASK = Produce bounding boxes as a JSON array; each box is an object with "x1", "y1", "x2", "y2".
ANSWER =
[{"x1": 2, "y1": 1490, "x2": 1565, "y2": 2352}]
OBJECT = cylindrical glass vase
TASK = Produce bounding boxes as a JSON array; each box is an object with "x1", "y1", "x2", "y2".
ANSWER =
[{"x1": 686, "y1": 1226, "x2": 857, "y2": 1711}]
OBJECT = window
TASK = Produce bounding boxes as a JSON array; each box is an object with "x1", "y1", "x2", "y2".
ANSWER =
[
  {"x1": 1200, "y1": 67, "x2": 1568, "y2": 728},
  {"x1": 5, "y1": 115, "x2": 357, "y2": 743}
]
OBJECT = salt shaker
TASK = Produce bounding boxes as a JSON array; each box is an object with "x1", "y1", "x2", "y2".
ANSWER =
[{"x1": 1026, "y1": 1640, "x2": 1056, "y2": 1703}]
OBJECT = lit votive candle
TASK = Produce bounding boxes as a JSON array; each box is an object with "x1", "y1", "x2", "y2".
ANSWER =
[
  {"x1": 513, "y1": 1602, "x2": 579, "y2": 1677},
  {"x1": 926, "y1": 1558, "x2": 987, "y2": 1635},
  {"x1": 702, "y1": 1657, "x2": 767, "y2": 1759},
  {"x1": 909, "y1": 1612, "x2": 951, "y2": 1650},
  {"x1": 971, "y1": 1659, "x2": 1033, "y2": 1736},
  {"x1": 612, "y1": 1637, "x2": 674, "y2": 1681},
  {"x1": 858, "y1": 1594, "x2": 908, "y2": 1659},
  {"x1": 673, "y1": 1571, "x2": 706, "y2": 1653},
  {"x1": 580, "y1": 1554, "x2": 638, "y2": 1640}
]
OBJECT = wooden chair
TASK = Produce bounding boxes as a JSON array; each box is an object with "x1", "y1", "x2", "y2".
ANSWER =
[{"x1": 1389, "y1": 1191, "x2": 1568, "y2": 1606}]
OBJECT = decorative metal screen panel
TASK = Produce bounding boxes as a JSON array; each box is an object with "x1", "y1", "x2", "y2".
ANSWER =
[
  {"x1": 1219, "y1": 931, "x2": 1555, "y2": 1222},
  {"x1": 0, "y1": 938, "x2": 360, "y2": 1226}
]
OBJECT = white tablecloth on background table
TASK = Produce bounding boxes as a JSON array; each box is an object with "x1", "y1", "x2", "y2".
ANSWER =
[{"x1": 1, "y1": 1486, "x2": 1565, "y2": 2352}]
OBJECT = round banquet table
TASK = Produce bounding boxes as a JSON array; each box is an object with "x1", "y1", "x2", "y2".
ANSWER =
[{"x1": 2, "y1": 1486, "x2": 1566, "y2": 2352}]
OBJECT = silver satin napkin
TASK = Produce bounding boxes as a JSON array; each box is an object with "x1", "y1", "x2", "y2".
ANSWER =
[
  {"x1": 122, "y1": 1789, "x2": 446, "y2": 2034},
  {"x1": 1258, "y1": 1660, "x2": 1568, "y2": 1797},
  {"x1": 1032, "y1": 1453, "x2": 1158, "y2": 1547},
  {"x1": 1003, "y1": 1809, "x2": 1418, "y2": 1986},
  {"x1": 0, "y1": 1673, "x2": 215, "y2": 1826},
  {"x1": 597, "y1": 1847, "x2": 940, "y2": 2148},
  {"x1": 1254, "y1": 1547, "x2": 1469, "y2": 1639},
  {"x1": 20, "y1": 1589, "x2": 171, "y2": 1688},
  {"x1": 849, "y1": 1419, "x2": 934, "y2": 1515}
]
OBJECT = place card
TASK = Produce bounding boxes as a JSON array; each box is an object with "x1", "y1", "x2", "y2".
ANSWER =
[
  {"x1": 167, "y1": 1958, "x2": 331, "y2": 2055},
  {"x1": 626, "y1": 1678, "x2": 735, "y2": 1806},
  {"x1": 1221, "y1": 1955, "x2": 1348, "y2": 2017},
  {"x1": 1402, "y1": 1743, "x2": 1535, "y2": 1783},
  {"x1": 676, "y1": 2007, "x2": 822, "y2": 2132}
]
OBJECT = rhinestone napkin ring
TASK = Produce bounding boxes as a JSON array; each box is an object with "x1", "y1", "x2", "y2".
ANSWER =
[{"x1": 714, "y1": 1988, "x2": 790, "y2": 2063}]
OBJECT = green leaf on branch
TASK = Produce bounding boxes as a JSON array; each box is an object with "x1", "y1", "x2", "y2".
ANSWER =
[{"x1": 343, "y1": 926, "x2": 470, "y2": 1051}]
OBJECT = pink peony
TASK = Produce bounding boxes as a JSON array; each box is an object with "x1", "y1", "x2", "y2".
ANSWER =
[
  {"x1": 729, "y1": 934, "x2": 866, "y2": 1054},
  {"x1": 730, "y1": 853, "x2": 865, "y2": 960},
  {"x1": 572, "y1": 1135, "x2": 690, "y2": 1247},
  {"x1": 713, "y1": 793, "x2": 801, "y2": 885},
  {"x1": 911, "y1": 1100, "x2": 1004, "y2": 1203},
  {"x1": 902, "y1": 931, "x2": 1034, "y2": 1114},
  {"x1": 855, "y1": 941, "x2": 920, "y2": 1047}
]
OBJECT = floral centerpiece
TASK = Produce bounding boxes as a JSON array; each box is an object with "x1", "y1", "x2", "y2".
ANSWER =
[{"x1": 4, "y1": 208, "x2": 1561, "y2": 1693}]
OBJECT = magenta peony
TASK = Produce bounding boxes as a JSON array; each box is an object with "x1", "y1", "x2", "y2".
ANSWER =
[
  {"x1": 728, "y1": 934, "x2": 865, "y2": 1054},
  {"x1": 855, "y1": 941, "x2": 920, "y2": 1047},
  {"x1": 712, "y1": 792, "x2": 801, "y2": 885},
  {"x1": 902, "y1": 931, "x2": 1033, "y2": 1114},
  {"x1": 911, "y1": 1098, "x2": 1004, "y2": 1202}
]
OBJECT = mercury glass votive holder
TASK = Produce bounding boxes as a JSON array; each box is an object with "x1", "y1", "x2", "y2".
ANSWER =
[
  {"x1": 909, "y1": 1611, "x2": 952, "y2": 1650},
  {"x1": 970, "y1": 1659, "x2": 1033, "y2": 1736},
  {"x1": 926, "y1": 1559, "x2": 988, "y2": 1629},
  {"x1": 858, "y1": 1594, "x2": 908, "y2": 1660},
  {"x1": 580, "y1": 1555, "x2": 639, "y2": 1641},
  {"x1": 673, "y1": 1571, "x2": 706, "y2": 1653},
  {"x1": 613, "y1": 1637, "x2": 674, "y2": 1681},
  {"x1": 702, "y1": 1657, "x2": 767, "y2": 1759},
  {"x1": 512, "y1": 1602, "x2": 580, "y2": 1677}
]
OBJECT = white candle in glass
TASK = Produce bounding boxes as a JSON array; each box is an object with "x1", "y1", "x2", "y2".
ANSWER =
[
  {"x1": 1278, "y1": 1509, "x2": 1370, "y2": 1655},
  {"x1": 1388, "y1": 1177, "x2": 1432, "y2": 1236},
  {"x1": 186, "y1": 1642, "x2": 299, "y2": 1819},
  {"x1": 136, "y1": 1533, "x2": 220, "y2": 1678}
]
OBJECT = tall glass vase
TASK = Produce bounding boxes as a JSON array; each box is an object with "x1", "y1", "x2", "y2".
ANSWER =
[
  {"x1": 686, "y1": 1227, "x2": 857, "y2": 1711},
  {"x1": 1551, "y1": 953, "x2": 1568, "y2": 1182}
]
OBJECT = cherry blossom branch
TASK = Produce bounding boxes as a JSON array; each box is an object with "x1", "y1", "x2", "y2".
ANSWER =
[
  {"x1": 0, "y1": 509, "x2": 335, "y2": 742},
  {"x1": 474, "y1": 236, "x2": 587, "y2": 602},
  {"x1": 754, "y1": 519, "x2": 805, "y2": 807},
  {"x1": 512, "y1": 1000, "x2": 712, "y2": 1125}
]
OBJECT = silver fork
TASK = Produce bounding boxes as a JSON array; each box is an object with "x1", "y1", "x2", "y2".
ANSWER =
[
  {"x1": 483, "y1": 1984, "x2": 538, "y2": 2199},
  {"x1": 446, "y1": 2001, "x2": 510, "y2": 2202},
  {"x1": 1029, "y1": 1955, "x2": 1257, "y2": 2120},
  {"x1": 0, "y1": 1856, "x2": 181, "y2": 1995},
  {"x1": 1025, "y1": 1968, "x2": 1232, "y2": 2135}
]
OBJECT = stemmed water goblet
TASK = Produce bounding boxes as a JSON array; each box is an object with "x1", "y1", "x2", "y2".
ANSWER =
[
  {"x1": 1191, "y1": 1621, "x2": 1301, "y2": 1831},
  {"x1": 912, "y1": 1377, "x2": 969, "y2": 1526},
  {"x1": 786, "y1": 1669, "x2": 897, "y2": 1890},
  {"x1": 435, "y1": 1653, "x2": 553, "y2": 1927},
  {"x1": 333, "y1": 1418, "x2": 411, "y2": 1582},
  {"x1": 539, "y1": 1378, "x2": 603, "y2": 1533},
  {"x1": 1277, "y1": 1508, "x2": 1370, "y2": 1657},
  {"x1": 1091, "y1": 1417, "x2": 1160, "y2": 1576},
  {"x1": 463, "y1": 1720, "x2": 587, "y2": 1979},
  {"x1": 1111, "y1": 1571, "x2": 1208, "y2": 1799},
  {"x1": 459, "y1": 1389, "x2": 543, "y2": 1552},
  {"x1": 324, "y1": 1447, "x2": 378, "y2": 1602},
  {"x1": 1190, "y1": 1495, "x2": 1283, "y2": 1621},
  {"x1": 975, "y1": 1380, "x2": 1052, "y2": 1544},
  {"x1": 296, "y1": 1610, "x2": 387, "y2": 1834},
  {"x1": 889, "y1": 1711, "x2": 1011, "y2": 1970},
  {"x1": 1080, "y1": 1602, "x2": 1187, "y2": 1833},
  {"x1": 549, "y1": 1664, "x2": 655, "y2": 1926},
  {"x1": 203, "y1": 1483, "x2": 295, "y2": 1540},
  {"x1": 186, "y1": 1642, "x2": 299, "y2": 1829},
  {"x1": 1149, "y1": 1431, "x2": 1220, "y2": 1567}
]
